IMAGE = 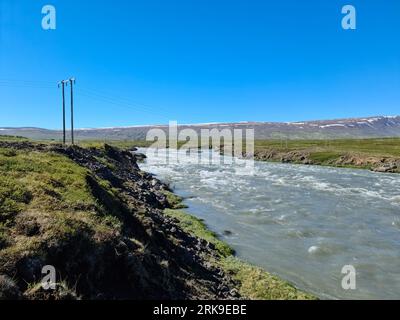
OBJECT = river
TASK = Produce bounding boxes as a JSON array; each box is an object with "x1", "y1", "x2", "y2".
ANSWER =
[{"x1": 139, "y1": 149, "x2": 400, "y2": 299}]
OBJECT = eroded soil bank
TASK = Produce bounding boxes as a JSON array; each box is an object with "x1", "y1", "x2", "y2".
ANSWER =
[{"x1": 248, "y1": 149, "x2": 400, "y2": 173}]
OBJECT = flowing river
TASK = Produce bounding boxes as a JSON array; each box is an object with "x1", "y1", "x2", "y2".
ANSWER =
[{"x1": 139, "y1": 149, "x2": 400, "y2": 299}]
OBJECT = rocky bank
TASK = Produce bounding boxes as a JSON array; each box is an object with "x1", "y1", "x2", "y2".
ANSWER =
[{"x1": 246, "y1": 149, "x2": 400, "y2": 173}]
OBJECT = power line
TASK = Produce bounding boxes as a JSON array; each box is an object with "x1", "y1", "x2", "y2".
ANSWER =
[
  {"x1": 1, "y1": 77, "x2": 209, "y2": 128},
  {"x1": 0, "y1": 78, "x2": 197, "y2": 120},
  {"x1": 79, "y1": 86, "x2": 172, "y2": 115},
  {"x1": 0, "y1": 82, "x2": 54, "y2": 89},
  {"x1": 76, "y1": 88, "x2": 172, "y2": 119},
  {"x1": 0, "y1": 78, "x2": 54, "y2": 85}
]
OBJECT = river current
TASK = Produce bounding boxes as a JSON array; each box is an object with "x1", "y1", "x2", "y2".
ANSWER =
[{"x1": 139, "y1": 149, "x2": 400, "y2": 299}]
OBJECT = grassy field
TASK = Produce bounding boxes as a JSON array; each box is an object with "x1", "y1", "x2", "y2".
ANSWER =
[
  {"x1": 4, "y1": 134, "x2": 399, "y2": 157},
  {"x1": 0, "y1": 135, "x2": 28, "y2": 142},
  {"x1": 254, "y1": 138, "x2": 400, "y2": 158},
  {"x1": 250, "y1": 138, "x2": 400, "y2": 172}
]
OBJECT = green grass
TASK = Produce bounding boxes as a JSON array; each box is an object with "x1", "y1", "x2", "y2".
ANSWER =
[
  {"x1": 0, "y1": 145, "x2": 121, "y2": 245},
  {"x1": 222, "y1": 256, "x2": 316, "y2": 300},
  {"x1": 251, "y1": 138, "x2": 400, "y2": 172},
  {"x1": 0, "y1": 148, "x2": 96, "y2": 214},
  {"x1": 308, "y1": 151, "x2": 342, "y2": 163},
  {"x1": 164, "y1": 209, "x2": 233, "y2": 257},
  {"x1": 163, "y1": 190, "x2": 188, "y2": 210},
  {"x1": 0, "y1": 135, "x2": 28, "y2": 142},
  {"x1": 254, "y1": 138, "x2": 400, "y2": 158},
  {"x1": 77, "y1": 140, "x2": 153, "y2": 149}
]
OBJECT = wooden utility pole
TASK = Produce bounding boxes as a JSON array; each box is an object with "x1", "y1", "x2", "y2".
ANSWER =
[
  {"x1": 67, "y1": 78, "x2": 76, "y2": 145},
  {"x1": 58, "y1": 80, "x2": 67, "y2": 144}
]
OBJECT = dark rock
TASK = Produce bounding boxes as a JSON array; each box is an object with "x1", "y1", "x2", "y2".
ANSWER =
[
  {"x1": 372, "y1": 163, "x2": 397, "y2": 173},
  {"x1": 133, "y1": 152, "x2": 147, "y2": 161},
  {"x1": 229, "y1": 288, "x2": 240, "y2": 298},
  {"x1": 0, "y1": 275, "x2": 22, "y2": 300}
]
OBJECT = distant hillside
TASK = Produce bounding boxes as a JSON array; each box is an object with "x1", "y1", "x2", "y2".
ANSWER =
[{"x1": 1, "y1": 116, "x2": 400, "y2": 141}]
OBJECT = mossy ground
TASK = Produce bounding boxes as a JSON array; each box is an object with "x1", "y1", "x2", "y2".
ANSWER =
[
  {"x1": 0, "y1": 147, "x2": 97, "y2": 217},
  {"x1": 0, "y1": 144, "x2": 127, "y2": 298},
  {"x1": 163, "y1": 191, "x2": 189, "y2": 210}
]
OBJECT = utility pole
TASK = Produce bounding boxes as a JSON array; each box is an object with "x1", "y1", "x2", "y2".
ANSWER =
[
  {"x1": 67, "y1": 78, "x2": 76, "y2": 145},
  {"x1": 58, "y1": 80, "x2": 67, "y2": 144}
]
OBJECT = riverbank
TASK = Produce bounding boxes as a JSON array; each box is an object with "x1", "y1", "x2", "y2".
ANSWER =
[
  {"x1": 247, "y1": 138, "x2": 400, "y2": 173},
  {"x1": 0, "y1": 140, "x2": 314, "y2": 300},
  {"x1": 162, "y1": 191, "x2": 315, "y2": 300}
]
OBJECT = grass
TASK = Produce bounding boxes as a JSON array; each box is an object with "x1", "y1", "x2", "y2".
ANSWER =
[
  {"x1": 0, "y1": 145, "x2": 120, "y2": 256},
  {"x1": 0, "y1": 148, "x2": 96, "y2": 215},
  {"x1": 250, "y1": 138, "x2": 400, "y2": 172},
  {"x1": 308, "y1": 151, "x2": 342, "y2": 163},
  {"x1": 77, "y1": 140, "x2": 153, "y2": 149},
  {"x1": 254, "y1": 138, "x2": 400, "y2": 158},
  {"x1": 164, "y1": 209, "x2": 233, "y2": 257},
  {"x1": 222, "y1": 256, "x2": 316, "y2": 300},
  {"x1": 0, "y1": 135, "x2": 28, "y2": 142},
  {"x1": 163, "y1": 190, "x2": 188, "y2": 210}
]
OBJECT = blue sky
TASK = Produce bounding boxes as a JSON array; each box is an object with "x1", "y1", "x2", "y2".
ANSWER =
[{"x1": 0, "y1": 0, "x2": 399, "y2": 129}]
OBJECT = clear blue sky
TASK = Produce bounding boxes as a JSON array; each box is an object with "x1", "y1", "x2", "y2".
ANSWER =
[{"x1": 1, "y1": 0, "x2": 399, "y2": 129}]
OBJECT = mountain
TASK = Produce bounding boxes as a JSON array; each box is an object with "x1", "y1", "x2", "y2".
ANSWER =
[{"x1": 1, "y1": 116, "x2": 400, "y2": 141}]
